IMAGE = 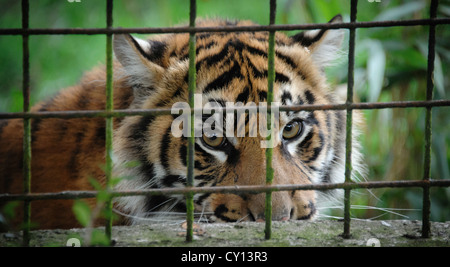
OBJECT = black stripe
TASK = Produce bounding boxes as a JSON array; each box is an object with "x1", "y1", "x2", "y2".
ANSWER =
[
  {"x1": 195, "y1": 159, "x2": 209, "y2": 171},
  {"x1": 30, "y1": 99, "x2": 54, "y2": 143},
  {"x1": 130, "y1": 36, "x2": 167, "y2": 64},
  {"x1": 291, "y1": 29, "x2": 326, "y2": 47},
  {"x1": 0, "y1": 120, "x2": 7, "y2": 137},
  {"x1": 179, "y1": 141, "x2": 187, "y2": 167},
  {"x1": 236, "y1": 87, "x2": 250, "y2": 103},
  {"x1": 195, "y1": 175, "x2": 216, "y2": 181},
  {"x1": 258, "y1": 90, "x2": 267, "y2": 101},
  {"x1": 64, "y1": 95, "x2": 90, "y2": 175},
  {"x1": 214, "y1": 204, "x2": 236, "y2": 222},
  {"x1": 129, "y1": 115, "x2": 156, "y2": 143},
  {"x1": 281, "y1": 91, "x2": 292, "y2": 105},
  {"x1": 275, "y1": 72, "x2": 290, "y2": 83},
  {"x1": 247, "y1": 59, "x2": 290, "y2": 84},
  {"x1": 304, "y1": 89, "x2": 315, "y2": 104},
  {"x1": 68, "y1": 131, "x2": 84, "y2": 180},
  {"x1": 137, "y1": 158, "x2": 155, "y2": 184},
  {"x1": 196, "y1": 40, "x2": 217, "y2": 54},
  {"x1": 144, "y1": 194, "x2": 172, "y2": 213},
  {"x1": 197, "y1": 43, "x2": 231, "y2": 70},
  {"x1": 195, "y1": 193, "x2": 211, "y2": 205},
  {"x1": 148, "y1": 40, "x2": 167, "y2": 63},
  {"x1": 195, "y1": 143, "x2": 211, "y2": 159},
  {"x1": 275, "y1": 51, "x2": 298, "y2": 70},
  {"x1": 225, "y1": 143, "x2": 240, "y2": 166},
  {"x1": 94, "y1": 122, "x2": 106, "y2": 142},
  {"x1": 203, "y1": 61, "x2": 243, "y2": 93},
  {"x1": 128, "y1": 115, "x2": 157, "y2": 183},
  {"x1": 65, "y1": 90, "x2": 91, "y2": 177},
  {"x1": 305, "y1": 112, "x2": 319, "y2": 126},
  {"x1": 161, "y1": 175, "x2": 186, "y2": 187},
  {"x1": 159, "y1": 127, "x2": 172, "y2": 171},
  {"x1": 305, "y1": 132, "x2": 324, "y2": 163},
  {"x1": 247, "y1": 59, "x2": 264, "y2": 78},
  {"x1": 298, "y1": 130, "x2": 314, "y2": 150},
  {"x1": 321, "y1": 154, "x2": 338, "y2": 183},
  {"x1": 296, "y1": 95, "x2": 305, "y2": 106},
  {"x1": 245, "y1": 45, "x2": 267, "y2": 57},
  {"x1": 207, "y1": 98, "x2": 226, "y2": 108}
]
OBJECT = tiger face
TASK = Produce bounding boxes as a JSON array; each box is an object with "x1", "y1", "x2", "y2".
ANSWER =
[{"x1": 113, "y1": 16, "x2": 363, "y2": 223}]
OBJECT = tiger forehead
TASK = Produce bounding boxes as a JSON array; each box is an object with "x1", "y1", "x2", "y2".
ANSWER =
[
  {"x1": 169, "y1": 23, "x2": 294, "y2": 63},
  {"x1": 174, "y1": 19, "x2": 293, "y2": 53},
  {"x1": 144, "y1": 19, "x2": 322, "y2": 108}
]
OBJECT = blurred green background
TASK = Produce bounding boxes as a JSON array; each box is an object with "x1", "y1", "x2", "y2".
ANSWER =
[{"x1": 0, "y1": 0, "x2": 448, "y2": 221}]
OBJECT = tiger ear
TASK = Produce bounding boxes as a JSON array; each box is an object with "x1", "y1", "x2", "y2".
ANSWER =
[
  {"x1": 113, "y1": 34, "x2": 165, "y2": 89},
  {"x1": 291, "y1": 15, "x2": 345, "y2": 67}
]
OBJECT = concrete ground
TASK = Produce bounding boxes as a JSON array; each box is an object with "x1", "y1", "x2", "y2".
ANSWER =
[{"x1": 1, "y1": 220, "x2": 449, "y2": 247}]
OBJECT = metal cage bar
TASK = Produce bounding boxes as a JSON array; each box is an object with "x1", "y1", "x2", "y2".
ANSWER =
[
  {"x1": 20, "y1": 0, "x2": 31, "y2": 247},
  {"x1": 1, "y1": 100, "x2": 449, "y2": 120},
  {"x1": 2, "y1": 180, "x2": 449, "y2": 203},
  {"x1": 0, "y1": 0, "x2": 449, "y2": 246},
  {"x1": 343, "y1": 0, "x2": 358, "y2": 239},
  {"x1": 1, "y1": 18, "x2": 449, "y2": 36},
  {"x1": 185, "y1": 0, "x2": 197, "y2": 243},
  {"x1": 264, "y1": 0, "x2": 277, "y2": 240},
  {"x1": 422, "y1": 0, "x2": 438, "y2": 239},
  {"x1": 104, "y1": 0, "x2": 114, "y2": 242}
]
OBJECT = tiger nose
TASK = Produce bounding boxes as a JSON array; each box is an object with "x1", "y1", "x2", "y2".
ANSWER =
[{"x1": 247, "y1": 192, "x2": 293, "y2": 221}]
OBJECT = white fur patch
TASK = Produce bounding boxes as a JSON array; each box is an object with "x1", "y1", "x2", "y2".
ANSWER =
[{"x1": 310, "y1": 29, "x2": 345, "y2": 67}]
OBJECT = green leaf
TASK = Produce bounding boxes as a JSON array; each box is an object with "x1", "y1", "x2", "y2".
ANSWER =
[
  {"x1": 72, "y1": 200, "x2": 91, "y2": 227},
  {"x1": 1, "y1": 201, "x2": 19, "y2": 220},
  {"x1": 363, "y1": 40, "x2": 386, "y2": 102},
  {"x1": 88, "y1": 177, "x2": 103, "y2": 191},
  {"x1": 433, "y1": 53, "x2": 445, "y2": 98},
  {"x1": 374, "y1": 1, "x2": 426, "y2": 21},
  {"x1": 90, "y1": 229, "x2": 110, "y2": 246}
]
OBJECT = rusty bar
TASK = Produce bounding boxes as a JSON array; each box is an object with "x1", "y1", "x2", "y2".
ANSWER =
[
  {"x1": 422, "y1": 0, "x2": 438, "y2": 239},
  {"x1": 21, "y1": 0, "x2": 31, "y2": 247},
  {"x1": 1, "y1": 100, "x2": 449, "y2": 120},
  {"x1": 264, "y1": 0, "x2": 277, "y2": 240},
  {"x1": 343, "y1": 0, "x2": 358, "y2": 240},
  {"x1": 185, "y1": 0, "x2": 197, "y2": 243},
  {"x1": 0, "y1": 18, "x2": 448, "y2": 36},
  {"x1": 104, "y1": 0, "x2": 114, "y2": 242},
  {"x1": 1, "y1": 180, "x2": 449, "y2": 203}
]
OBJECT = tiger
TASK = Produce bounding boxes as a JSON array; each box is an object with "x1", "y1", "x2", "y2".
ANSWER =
[{"x1": 0, "y1": 15, "x2": 364, "y2": 230}]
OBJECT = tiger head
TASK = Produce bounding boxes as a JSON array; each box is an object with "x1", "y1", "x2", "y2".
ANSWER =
[{"x1": 112, "y1": 16, "x2": 364, "y2": 223}]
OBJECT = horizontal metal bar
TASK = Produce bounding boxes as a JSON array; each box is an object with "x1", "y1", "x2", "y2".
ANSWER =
[
  {"x1": 1, "y1": 180, "x2": 449, "y2": 202},
  {"x1": 0, "y1": 100, "x2": 449, "y2": 120},
  {"x1": 0, "y1": 18, "x2": 448, "y2": 36}
]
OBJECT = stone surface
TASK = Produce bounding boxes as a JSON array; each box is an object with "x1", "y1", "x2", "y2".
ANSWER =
[{"x1": 1, "y1": 220, "x2": 449, "y2": 247}]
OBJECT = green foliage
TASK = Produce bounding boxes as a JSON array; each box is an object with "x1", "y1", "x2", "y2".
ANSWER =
[
  {"x1": 72, "y1": 175, "x2": 119, "y2": 246},
  {"x1": 72, "y1": 200, "x2": 91, "y2": 227},
  {"x1": 0, "y1": 0, "x2": 448, "y2": 221}
]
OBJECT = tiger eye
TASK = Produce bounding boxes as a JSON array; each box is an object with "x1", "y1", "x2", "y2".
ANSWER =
[
  {"x1": 202, "y1": 133, "x2": 225, "y2": 148},
  {"x1": 282, "y1": 121, "x2": 303, "y2": 140}
]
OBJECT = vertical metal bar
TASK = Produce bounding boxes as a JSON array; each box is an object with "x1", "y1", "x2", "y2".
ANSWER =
[
  {"x1": 343, "y1": 0, "x2": 358, "y2": 239},
  {"x1": 104, "y1": 0, "x2": 114, "y2": 242},
  {"x1": 422, "y1": 0, "x2": 438, "y2": 239},
  {"x1": 21, "y1": 0, "x2": 31, "y2": 247},
  {"x1": 185, "y1": 0, "x2": 197, "y2": 243},
  {"x1": 264, "y1": 0, "x2": 276, "y2": 240}
]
